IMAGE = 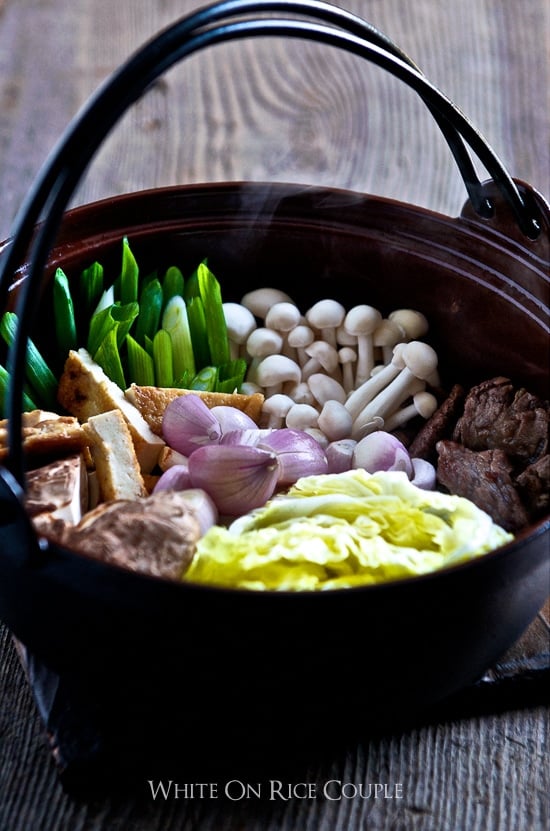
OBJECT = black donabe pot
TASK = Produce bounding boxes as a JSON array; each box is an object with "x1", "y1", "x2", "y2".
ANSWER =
[{"x1": 0, "y1": 1, "x2": 548, "y2": 779}]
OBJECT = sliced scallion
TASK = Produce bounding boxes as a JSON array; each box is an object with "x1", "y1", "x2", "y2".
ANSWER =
[
  {"x1": 53, "y1": 268, "x2": 77, "y2": 356},
  {"x1": 186, "y1": 295, "x2": 210, "y2": 369},
  {"x1": 0, "y1": 312, "x2": 58, "y2": 409},
  {"x1": 162, "y1": 295, "x2": 195, "y2": 380},
  {"x1": 126, "y1": 335, "x2": 155, "y2": 387},
  {"x1": 162, "y1": 266, "x2": 184, "y2": 306},
  {"x1": 197, "y1": 261, "x2": 230, "y2": 367},
  {"x1": 119, "y1": 236, "x2": 139, "y2": 306},
  {"x1": 87, "y1": 302, "x2": 139, "y2": 356},
  {"x1": 79, "y1": 261, "x2": 104, "y2": 317},
  {"x1": 152, "y1": 328, "x2": 173, "y2": 387},
  {"x1": 0, "y1": 364, "x2": 37, "y2": 415},
  {"x1": 135, "y1": 278, "x2": 163, "y2": 346},
  {"x1": 93, "y1": 327, "x2": 126, "y2": 389},
  {"x1": 190, "y1": 365, "x2": 218, "y2": 391}
]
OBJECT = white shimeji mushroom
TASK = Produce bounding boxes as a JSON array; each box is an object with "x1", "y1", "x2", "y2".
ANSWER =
[
  {"x1": 388, "y1": 308, "x2": 429, "y2": 341},
  {"x1": 318, "y1": 400, "x2": 353, "y2": 441},
  {"x1": 343, "y1": 305, "x2": 383, "y2": 387},
  {"x1": 351, "y1": 341, "x2": 438, "y2": 430},
  {"x1": 338, "y1": 346, "x2": 357, "y2": 394},
  {"x1": 301, "y1": 341, "x2": 340, "y2": 381},
  {"x1": 307, "y1": 373, "x2": 347, "y2": 407},
  {"x1": 261, "y1": 393, "x2": 295, "y2": 428},
  {"x1": 287, "y1": 324, "x2": 315, "y2": 366},
  {"x1": 383, "y1": 390, "x2": 438, "y2": 432},
  {"x1": 285, "y1": 403, "x2": 320, "y2": 431},
  {"x1": 255, "y1": 354, "x2": 302, "y2": 397},
  {"x1": 240, "y1": 287, "x2": 295, "y2": 321},
  {"x1": 223, "y1": 302, "x2": 257, "y2": 359},
  {"x1": 245, "y1": 327, "x2": 284, "y2": 383},
  {"x1": 345, "y1": 343, "x2": 407, "y2": 421},
  {"x1": 373, "y1": 318, "x2": 405, "y2": 365},
  {"x1": 305, "y1": 299, "x2": 346, "y2": 348}
]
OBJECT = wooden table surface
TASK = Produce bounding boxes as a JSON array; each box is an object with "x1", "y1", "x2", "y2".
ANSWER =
[{"x1": 0, "y1": 1, "x2": 549, "y2": 829}]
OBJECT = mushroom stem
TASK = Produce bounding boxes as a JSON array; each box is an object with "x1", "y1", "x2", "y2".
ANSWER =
[
  {"x1": 344, "y1": 345, "x2": 407, "y2": 421},
  {"x1": 383, "y1": 391, "x2": 438, "y2": 432},
  {"x1": 351, "y1": 342, "x2": 438, "y2": 431}
]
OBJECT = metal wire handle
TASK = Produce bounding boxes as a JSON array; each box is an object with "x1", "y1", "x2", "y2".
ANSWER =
[{"x1": 0, "y1": 0, "x2": 544, "y2": 485}]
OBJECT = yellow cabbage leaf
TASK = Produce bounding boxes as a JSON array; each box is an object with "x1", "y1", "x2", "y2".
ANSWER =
[{"x1": 184, "y1": 470, "x2": 513, "y2": 590}]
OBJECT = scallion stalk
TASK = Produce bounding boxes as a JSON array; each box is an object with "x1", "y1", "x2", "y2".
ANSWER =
[
  {"x1": 87, "y1": 302, "x2": 139, "y2": 356},
  {"x1": 0, "y1": 312, "x2": 58, "y2": 409},
  {"x1": 186, "y1": 295, "x2": 210, "y2": 369},
  {"x1": 162, "y1": 266, "x2": 184, "y2": 306},
  {"x1": 135, "y1": 278, "x2": 163, "y2": 345},
  {"x1": 119, "y1": 236, "x2": 139, "y2": 306},
  {"x1": 190, "y1": 365, "x2": 218, "y2": 391},
  {"x1": 216, "y1": 358, "x2": 247, "y2": 393},
  {"x1": 152, "y1": 328, "x2": 173, "y2": 387},
  {"x1": 162, "y1": 295, "x2": 195, "y2": 380},
  {"x1": 53, "y1": 268, "x2": 77, "y2": 356},
  {"x1": 197, "y1": 261, "x2": 230, "y2": 367},
  {"x1": 93, "y1": 327, "x2": 126, "y2": 390},
  {"x1": 79, "y1": 261, "x2": 104, "y2": 317},
  {"x1": 126, "y1": 335, "x2": 155, "y2": 387},
  {"x1": 0, "y1": 364, "x2": 37, "y2": 414}
]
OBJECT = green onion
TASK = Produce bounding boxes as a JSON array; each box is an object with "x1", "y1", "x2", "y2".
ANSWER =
[
  {"x1": 94, "y1": 327, "x2": 126, "y2": 389},
  {"x1": 173, "y1": 368, "x2": 193, "y2": 389},
  {"x1": 184, "y1": 266, "x2": 200, "y2": 302},
  {"x1": 53, "y1": 268, "x2": 77, "y2": 356},
  {"x1": 0, "y1": 364, "x2": 37, "y2": 415},
  {"x1": 162, "y1": 266, "x2": 185, "y2": 306},
  {"x1": 190, "y1": 365, "x2": 218, "y2": 391},
  {"x1": 135, "y1": 278, "x2": 163, "y2": 345},
  {"x1": 152, "y1": 328, "x2": 173, "y2": 387},
  {"x1": 0, "y1": 312, "x2": 58, "y2": 409},
  {"x1": 79, "y1": 261, "x2": 104, "y2": 317},
  {"x1": 216, "y1": 358, "x2": 247, "y2": 393},
  {"x1": 119, "y1": 236, "x2": 139, "y2": 305},
  {"x1": 197, "y1": 261, "x2": 230, "y2": 367},
  {"x1": 93, "y1": 284, "x2": 115, "y2": 315},
  {"x1": 126, "y1": 335, "x2": 155, "y2": 387},
  {"x1": 88, "y1": 302, "x2": 139, "y2": 356},
  {"x1": 186, "y1": 295, "x2": 210, "y2": 369},
  {"x1": 162, "y1": 295, "x2": 195, "y2": 380}
]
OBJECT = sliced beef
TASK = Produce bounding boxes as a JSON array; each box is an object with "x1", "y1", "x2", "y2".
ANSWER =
[
  {"x1": 408, "y1": 384, "x2": 465, "y2": 463},
  {"x1": 515, "y1": 454, "x2": 550, "y2": 520},
  {"x1": 436, "y1": 440, "x2": 529, "y2": 532},
  {"x1": 453, "y1": 376, "x2": 549, "y2": 465}
]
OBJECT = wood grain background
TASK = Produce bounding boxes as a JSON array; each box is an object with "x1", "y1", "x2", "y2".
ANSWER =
[{"x1": 0, "y1": 1, "x2": 548, "y2": 830}]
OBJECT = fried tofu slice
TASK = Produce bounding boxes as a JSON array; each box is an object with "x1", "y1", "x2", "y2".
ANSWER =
[
  {"x1": 124, "y1": 384, "x2": 264, "y2": 436},
  {"x1": 57, "y1": 349, "x2": 165, "y2": 473},
  {"x1": 82, "y1": 410, "x2": 147, "y2": 502},
  {"x1": 0, "y1": 410, "x2": 88, "y2": 462}
]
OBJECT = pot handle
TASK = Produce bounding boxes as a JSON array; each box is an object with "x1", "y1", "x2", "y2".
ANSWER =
[{"x1": 0, "y1": 0, "x2": 546, "y2": 487}]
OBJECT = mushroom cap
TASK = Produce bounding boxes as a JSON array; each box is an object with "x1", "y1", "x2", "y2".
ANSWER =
[
  {"x1": 388, "y1": 309, "x2": 429, "y2": 340},
  {"x1": 255, "y1": 354, "x2": 302, "y2": 387},
  {"x1": 306, "y1": 299, "x2": 346, "y2": 331},
  {"x1": 246, "y1": 327, "x2": 284, "y2": 358},
  {"x1": 402, "y1": 341, "x2": 438, "y2": 379},
  {"x1": 304, "y1": 341, "x2": 340, "y2": 373},
  {"x1": 261, "y1": 393, "x2": 295, "y2": 419},
  {"x1": 287, "y1": 324, "x2": 315, "y2": 349},
  {"x1": 338, "y1": 346, "x2": 357, "y2": 363},
  {"x1": 308, "y1": 373, "x2": 347, "y2": 406},
  {"x1": 412, "y1": 391, "x2": 438, "y2": 419},
  {"x1": 373, "y1": 318, "x2": 404, "y2": 348},
  {"x1": 265, "y1": 301, "x2": 302, "y2": 332},
  {"x1": 285, "y1": 403, "x2": 320, "y2": 430},
  {"x1": 223, "y1": 302, "x2": 257, "y2": 344},
  {"x1": 318, "y1": 400, "x2": 353, "y2": 441},
  {"x1": 344, "y1": 305, "x2": 382, "y2": 337},
  {"x1": 240, "y1": 287, "x2": 295, "y2": 319}
]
